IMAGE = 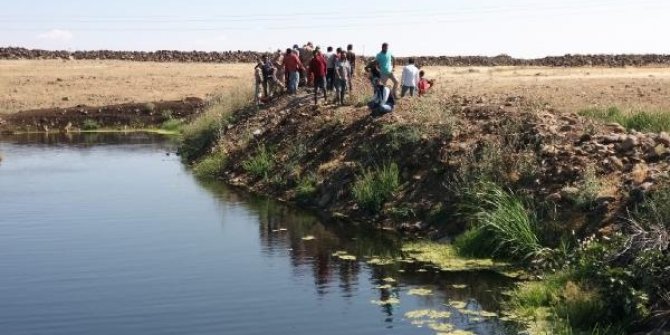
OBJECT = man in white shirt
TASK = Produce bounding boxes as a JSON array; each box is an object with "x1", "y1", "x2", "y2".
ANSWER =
[{"x1": 400, "y1": 58, "x2": 420, "y2": 97}]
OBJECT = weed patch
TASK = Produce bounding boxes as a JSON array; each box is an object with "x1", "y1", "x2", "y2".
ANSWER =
[
  {"x1": 352, "y1": 162, "x2": 400, "y2": 213},
  {"x1": 192, "y1": 150, "x2": 226, "y2": 179},
  {"x1": 242, "y1": 144, "x2": 274, "y2": 179},
  {"x1": 579, "y1": 106, "x2": 670, "y2": 132}
]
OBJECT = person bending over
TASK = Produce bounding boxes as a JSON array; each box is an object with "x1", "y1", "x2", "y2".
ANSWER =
[
  {"x1": 368, "y1": 79, "x2": 395, "y2": 116},
  {"x1": 418, "y1": 70, "x2": 435, "y2": 96}
]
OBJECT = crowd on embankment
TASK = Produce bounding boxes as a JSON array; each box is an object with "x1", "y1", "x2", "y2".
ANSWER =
[{"x1": 2, "y1": 47, "x2": 670, "y2": 67}]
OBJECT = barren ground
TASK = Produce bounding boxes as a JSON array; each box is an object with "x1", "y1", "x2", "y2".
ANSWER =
[
  {"x1": 1, "y1": 60, "x2": 669, "y2": 114},
  {"x1": 0, "y1": 60, "x2": 250, "y2": 114}
]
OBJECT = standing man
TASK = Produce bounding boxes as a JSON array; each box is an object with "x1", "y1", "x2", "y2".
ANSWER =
[
  {"x1": 346, "y1": 44, "x2": 356, "y2": 91},
  {"x1": 400, "y1": 58, "x2": 420, "y2": 97},
  {"x1": 309, "y1": 49, "x2": 328, "y2": 105},
  {"x1": 272, "y1": 49, "x2": 286, "y2": 91},
  {"x1": 375, "y1": 43, "x2": 398, "y2": 97},
  {"x1": 283, "y1": 48, "x2": 305, "y2": 95},
  {"x1": 325, "y1": 47, "x2": 336, "y2": 91},
  {"x1": 334, "y1": 51, "x2": 351, "y2": 106}
]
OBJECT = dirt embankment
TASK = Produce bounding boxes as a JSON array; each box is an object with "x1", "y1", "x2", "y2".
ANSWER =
[
  {"x1": 3, "y1": 47, "x2": 670, "y2": 67},
  {"x1": 191, "y1": 91, "x2": 670, "y2": 237},
  {"x1": 0, "y1": 98, "x2": 204, "y2": 133}
]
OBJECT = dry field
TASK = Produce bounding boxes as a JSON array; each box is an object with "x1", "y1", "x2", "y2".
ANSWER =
[
  {"x1": 1, "y1": 60, "x2": 669, "y2": 114},
  {"x1": 422, "y1": 66, "x2": 670, "y2": 113},
  {"x1": 0, "y1": 60, "x2": 250, "y2": 114}
]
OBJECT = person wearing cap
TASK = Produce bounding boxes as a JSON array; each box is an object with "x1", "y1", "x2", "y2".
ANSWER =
[{"x1": 375, "y1": 42, "x2": 398, "y2": 97}]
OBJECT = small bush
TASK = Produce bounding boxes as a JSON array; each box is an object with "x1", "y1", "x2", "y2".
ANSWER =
[
  {"x1": 579, "y1": 106, "x2": 670, "y2": 132},
  {"x1": 295, "y1": 174, "x2": 317, "y2": 201},
  {"x1": 81, "y1": 119, "x2": 100, "y2": 130},
  {"x1": 192, "y1": 150, "x2": 226, "y2": 179},
  {"x1": 242, "y1": 145, "x2": 274, "y2": 179},
  {"x1": 381, "y1": 124, "x2": 422, "y2": 151},
  {"x1": 180, "y1": 87, "x2": 252, "y2": 162},
  {"x1": 352, "y1": 162, "x2": 400, "y2": 213},
  {"x1": 161, "y1": 118, "x2": 183, "y2": 132},
  {"x1": 455, "y1": 182, "x2": 541, "y2": 261}
]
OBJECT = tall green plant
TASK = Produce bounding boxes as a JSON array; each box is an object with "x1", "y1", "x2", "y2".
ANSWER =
[{"x1": 352, "y1": 162, "x2": 400, "y2": 213}]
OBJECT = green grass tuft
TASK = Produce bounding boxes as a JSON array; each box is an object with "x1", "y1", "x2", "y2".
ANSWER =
[
  {"x1": 579, "y1": 106, "x2": 670, "y2": 132},
  {"x1": 160, "y1": 118, "x2": 184, "y2": 132},
  {"x1": 81, "y1": 119, "x2": 100, "y2": 130},
  {"x1": 242, "y1": 144, "x2": 274, "y2": 179},
  {"x1": 192, "y1": 150, "x2": 226, "y2": 179},
  {"x1": 352, "y1": 162, "x2": 400, "y2": 213},
  {"x1": 180, "y1": 87, "x2": 252, "y2": 162},
  {"x1": 455, "y1": 182, "x2": 541, "y2": 261}
]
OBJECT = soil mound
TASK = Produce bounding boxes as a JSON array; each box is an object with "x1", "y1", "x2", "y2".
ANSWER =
[
  {"x1": 0, "y1": 97, "x2": 205, "y2": 133},
  {"x1": 196, "y1": 89, "x2": 670, "y2": 236}
]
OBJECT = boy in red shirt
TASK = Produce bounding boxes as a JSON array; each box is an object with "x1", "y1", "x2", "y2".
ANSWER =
[
  {"x1": 283, "y1": 48, "x2": 305, "y2": 95},
  {"x1": 418, "y1": 70, "x2": 435, "y2": 96}
]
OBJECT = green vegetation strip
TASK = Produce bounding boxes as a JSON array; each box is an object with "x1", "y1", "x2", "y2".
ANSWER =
[{"x1": 579, "y1": 106, "x2": 670, "y2": 132}]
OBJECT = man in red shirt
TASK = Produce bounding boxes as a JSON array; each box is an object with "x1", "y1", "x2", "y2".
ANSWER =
[
  {"x1": 283, "y1": 48, "x2": 305, "y2": 95},
  {"x1": 309, "y1": 49, "x2": 328, "y2": 105}
]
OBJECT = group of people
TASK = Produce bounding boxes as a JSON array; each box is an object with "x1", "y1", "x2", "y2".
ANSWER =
[{"x1": 254, "y1": 42, "x2": 434, "y2": 116}]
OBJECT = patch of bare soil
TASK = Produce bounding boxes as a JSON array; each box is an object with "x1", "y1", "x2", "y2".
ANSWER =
[{"x1": 0, "y1": 98, "x2": 204, "y2": 133}]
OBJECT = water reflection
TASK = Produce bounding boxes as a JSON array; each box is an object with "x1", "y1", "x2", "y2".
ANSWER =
[
  {"x1": 1, "y1": 132, "x2": 517, "y2": 335},
  {"x1": 197, "y1": 179, "x2": 516, "y2": 334}
]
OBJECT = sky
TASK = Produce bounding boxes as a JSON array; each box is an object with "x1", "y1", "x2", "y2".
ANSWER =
[{"x1": 1, "y1": 0, "x2": 669, "y2": 58}]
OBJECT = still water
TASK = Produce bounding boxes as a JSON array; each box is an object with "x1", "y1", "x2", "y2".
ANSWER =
[{"x1": 0, "y1": 133, "x2": 515, "y2": 335}]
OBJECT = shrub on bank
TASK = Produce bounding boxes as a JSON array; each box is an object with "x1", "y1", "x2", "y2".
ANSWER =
[
  {"x1": 180, "y1": 87, "x2": 252, "y2": 162},
  {"x1": 192, "y1": 150, "x2": 227, "y2": 179},
  {"x1": 242, "y1": 145, "x2": 274, "y2": 179},
  {"x1": 352, "y1": 162, "x2": 400, "y2": 213},
  {"x1": 453, "y1": 182, "x2": 541, "y2": 262}
]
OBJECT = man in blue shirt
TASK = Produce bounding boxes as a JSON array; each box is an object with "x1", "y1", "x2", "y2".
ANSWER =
[{"x1": 375, "y1": 42, "x2": 398, "y2": 97}]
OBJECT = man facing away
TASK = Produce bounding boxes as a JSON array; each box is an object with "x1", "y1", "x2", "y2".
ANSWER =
[
  {"x1": 346, "y1": 44, "x2": 356, "y2": 91},
  {"x1": 325, "y1": 46, "x2": 336, "y2": 91},
  {"x1": 375, "y1": 42, "x2": 398, "y2": 97},
  {"x1": 309, "y1": 49, "x2": 328, "y2": 105},
  {"x1": 283, "y1": 48, "x2": 305, "y2": 95},
  {"x1": 400, "y1": 58, "x2": 420, "y2": 97}
]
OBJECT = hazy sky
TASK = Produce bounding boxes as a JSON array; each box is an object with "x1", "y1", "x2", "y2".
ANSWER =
[{"x1": 1, "y1": 0, "x2": 669, "y2": 57}]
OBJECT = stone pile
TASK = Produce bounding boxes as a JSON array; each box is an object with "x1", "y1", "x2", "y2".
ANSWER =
[{"x1": 2, "y1": 47, "x2": 670, "y2": 67}]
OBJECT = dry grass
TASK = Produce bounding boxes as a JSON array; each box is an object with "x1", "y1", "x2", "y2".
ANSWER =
[
  {"x1": 2, "y1": 60, "x2": 669, "y2": 116},
  {"x1": 0, "y1": 59, "x2": 250, "y2": 114}
]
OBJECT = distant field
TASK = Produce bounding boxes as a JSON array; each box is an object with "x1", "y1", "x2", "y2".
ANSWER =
[
  {"x1": 0, "y1": 60, "x2": 250, "y2": 114},
  {"x1": 1, "y1": 60, "x2": 669, "y2": 114}
]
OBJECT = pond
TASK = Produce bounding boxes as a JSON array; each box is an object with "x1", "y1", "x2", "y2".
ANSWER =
[{"x1": 0, "y1": 133, "x2": 516, "y2": 335}]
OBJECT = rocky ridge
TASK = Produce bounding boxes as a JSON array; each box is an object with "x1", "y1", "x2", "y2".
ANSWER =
[{"x1": 3, "y1": 47, "x2": 670, "y2": 67}]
